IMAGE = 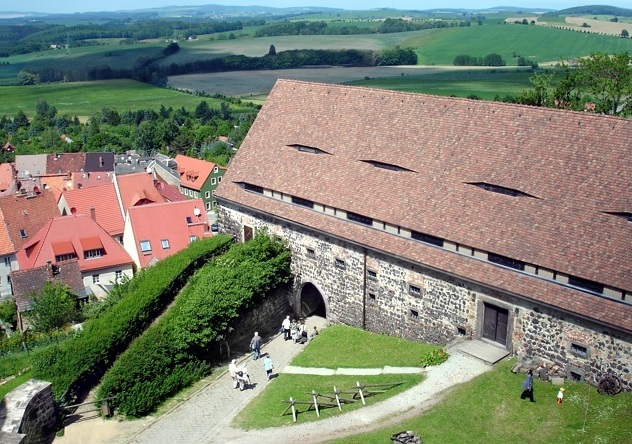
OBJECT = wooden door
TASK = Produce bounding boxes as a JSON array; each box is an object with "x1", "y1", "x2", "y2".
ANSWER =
[
  {"x1": 243, "y1": 225, "x2": 253, "y2": 242},
  {"x1": 482, "y1": 303, "x2": 508, "y2": 346}
]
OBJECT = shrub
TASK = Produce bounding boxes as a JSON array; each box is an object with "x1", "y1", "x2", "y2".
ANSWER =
[
  {"x1": 31, "y1": 235, "x2": 233, "y2": 402},
  {"x1": 98, "y1": 232, "x2": 292, "y2": 416},
  {"x1": 420, "y1": 348, "x2": 449, "y2": 367}
]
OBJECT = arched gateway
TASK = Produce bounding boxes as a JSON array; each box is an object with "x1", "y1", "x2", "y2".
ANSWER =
[{"x1": 298, "y1": 282, "x2": 327, "y2": 319}]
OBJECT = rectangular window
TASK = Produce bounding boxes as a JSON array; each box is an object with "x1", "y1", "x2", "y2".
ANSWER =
[
  {"x1": 346, "y1": 211, "x2": 372, "y2": 226},
  {"x1": 4, "y1": 257, "x2": 10, "y2": 267},
  {"x1": 335, "y1": 258, "x2": 346, "y2": 269},
  {"x1": 212, "y1": 190, "x2": 216, "y2": 195},
  {"x1": 115, "y1": 270, "x2": 123, "y2": 280},
  {"x1": 206, "y1": 202, "x2": 211, "y2": 210},
  {"x1": 411, "y1": 230, "x2": 444, "y2": 247},
  {"x1": 205, "y1": 191, "x2": 211, "y2": 198},
  {"x1": 244, "y1": 183, "x2": 263, "y2": 194},
  {"x1": 218, "y1": 176, "x2": 222, "y2": 183},
  {"x1": 410, "y1": 309, "x2": 419, "y2": 319},
  {"x1": 189, "y1": 235, "x2": 198, "y2": 243},
  {"x1": 19, "y1": 229, "x2": 27, "y2": 238},
  {"x1": 292, "y1": 196, "x2": 314, "y2": 209},
  {"x1": 570, "y1": 342, "x2": 588, "y2": 358},
  {"x1": 194, "y1": 191, "x2": 199, "y2": 198},
  {"x1": 161, "y1": 239, "x2": 170, "y2": 249},
  {"x1": 140, "y1": 240, "x2": 151, "y2": 252},
  {"x1": 186, "y1": 216, "x2": 193, "y2": 224},
  {"x1": 408, "y1": 284, "x2": 422, "y2": 297},
  {"x1": 55, "y1": 253, "x2": 76, "y2": 262},
  {"x1": 306, "y1": 248, "x2": 315, "y2": 258},
  {"x1": 367, "y1": 270, "x2": 377, "y2": 280},
  {"x1": 92, "y1": 274, "x2": 100, "y2": 284},
  {"x1": 568, "y1": 276, "x2": 604, "y2": 294},
  {"x1": 211, "y1": 178, "x2": 217, "y2": 185},
  {"x1": 214, "y1": 166, "x2": 218, "y2": 173},
  {"x1": 488, "y1": 252, "x2": 525, "y2": 271},
  {"x1": 84, "y1": 249, "x2": 102, "y2": 259}
]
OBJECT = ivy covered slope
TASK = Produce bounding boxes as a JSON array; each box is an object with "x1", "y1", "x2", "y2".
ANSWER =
[
  {"x1": 32, "y1": 235, "x2": 233, "y2": 402},
  {"x1": 98, "y1": 232, "x2": 292, "y2": 417}
]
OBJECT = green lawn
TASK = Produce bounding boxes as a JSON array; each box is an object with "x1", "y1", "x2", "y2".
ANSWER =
[
  {"x1": 291, "y1": 325, "x2": 437, "y2": 368},
  {"x1": 331, "y1": 359, "x2": 632, "y2": 444},
  {"x1": 0, "y1": 79, "x2": 253, "y2": 119},
  {"x1": 0, "y1": 370, "x2": 33, "y2": 400}
]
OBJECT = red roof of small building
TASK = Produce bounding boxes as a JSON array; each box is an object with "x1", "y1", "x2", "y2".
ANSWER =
[
  {"x1": 0, "y1": 163, "x2": 15, "y2": 192},
  {"x1": 0, "y1": 190, "x2": 61, "y2": 255},
  {"x1": 46, "y1": 152, "x2": 86, "y2": 175},
  {"x1": 62, "y1": 183, "x2": 124, "y2": 237},
  {"x1": 127, "y1": 199, "x2": 211, "y2": 268},
  {"x1": 17, "y1": 213, "x2": 133, "y2": 272},
  {"x1": 115, "y1": 172, "x2": 167, "y2": 212},
  {"x1": 70, "y1": 171, "x2": 114, "y2": 189},
  {"x1": 154, "y1": 179, "x2": 187, "y2": 202},
  {"x1": 174, "y1": 155, "x2": 217, "y2": 191}
]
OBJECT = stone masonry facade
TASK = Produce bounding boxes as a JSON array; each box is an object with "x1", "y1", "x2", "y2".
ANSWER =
[
  {"x1": 218, "y1": 203, "x2": 632, "y2": 391},
  {"x1": 0, "y1": 379, "x2": 56, "y2": 444}
]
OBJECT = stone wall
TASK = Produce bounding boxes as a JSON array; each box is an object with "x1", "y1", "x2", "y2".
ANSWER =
[
  {"x1": 0, "y1": 379, "x2": 56, "y2": 444},
  {"x1": 218, "y1": 202, "x2": 632, "y2": 391}
]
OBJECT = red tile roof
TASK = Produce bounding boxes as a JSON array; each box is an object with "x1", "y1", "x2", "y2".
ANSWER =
[
  {"x1": 154, "y1": 179, "x2": 187, "y2": 202},
  {"x1": 115, "y1": 172, "x2": 167, "y2": 212},
  {"x1": 174, "y1": 155, "x2": 217, "y2": 191},
  {"x1": 46, "y1": 152, "x2": 86, "y2": 175},
  {"x1": 0, "y1": 190, "x2": 61, "y2": 255},
  {"x1": 126, "y1": 199, "x2": 211, "y2": 268},
  {"x1": 0, "y1": 163, "x2": 15, "y2": 192},
  {"x1": 216, "y1": 79, "x2": 632, "y2": 333},
  {"x1": 70, "y1": 171, "x2": 114, "y2": 189},
  {"x1": 17, "y1": 213, "x2": 133, "y2": 272},
  {"x1": 61, "y1": 183, "x2": 124, "y2": 237}
]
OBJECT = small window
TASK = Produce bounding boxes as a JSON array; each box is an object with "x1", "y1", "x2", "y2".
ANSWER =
[
  {"x1": 213, "y1": 166, "x2": 218, "y2": 173},
  {"x1": 410, "y1": 309, "x2": 419, "y2": 319},
  {"x1": 194, "y1": 191, "x2": 199, "y2": 198},
  {"x1": 568, "y1": 276, "x2": 604, "y2": 294},
  {"x1": 84, "y1": 249, "x2": 103, "y2": 259},
  {"x1": 115, "y1": 270, "x2": 123, "y2": 280},
  {"x1": 335, "y1": 258, "x2": 346, "y2": 269},
  {"x1": 189, "y1": 235, "x2": 198, "y2": 243},
  {"x1": 186, "y1": 216, "x2": 193, "y2": 224},
  {"x1": 205, "y1": 191, "x2": 211, "y2": 198},
  {"x1": 56, "y1": 253, "x2": 76, "y2": 262},
  {"x1": 570, "y1": 342, "x2": 589, "y2": 358},
  {"x1": 211, "y1": 178, "x2": 217, "y2": 185},
  {"x1": 212, "y1": 190, "x2": 216, "y2": 195},
  {"x1": 367, "y1": 270, "x2": 377, "y2": 280},
  {"x1": 292, "y1": 196, "x2": 314, "y2": 209},
  {"x1": 92, "y1": 274, "x2": 100, "y2": 284},
  {"x1": 19, "y1": 229, "x2": 27, "y2": 238},
  {"x1": 346, "y1": 211, "x2": 373, "y2": 226},
  {"x1": 206, "y1": 202, "x2": 211, "y2": 210},
  {"x1": 408, "y1": 284, "x2": 422, "y2": 297},
  {"x1": 161, "y1": 239, "x2": 170, "y2": 249},
  {"x1": 4, "y1": 257, "x2": 10, "y2": 266},
  {"x1": 218, "y1": 176, "x2": 222, "y2": 183},
  {"x1": 306, "y1": 248, "x2": 315, "y2": 258},
  {"x1": 140, "y1": 240, "x2": 151, "y2": 252},
  {"x1": 244, "y1": 183, "x2": 263, "y2": 194}
]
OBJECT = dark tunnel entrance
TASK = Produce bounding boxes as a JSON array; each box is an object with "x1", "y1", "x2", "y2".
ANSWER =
[{"x1": 299, "y1": 282, "x2": 326, "y2": 318}]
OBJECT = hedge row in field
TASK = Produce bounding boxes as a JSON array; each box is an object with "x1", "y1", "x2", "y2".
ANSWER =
[
  {"x1": 97, "y1": 232, "x2": 292, "y2": 416},
  {"x1": 31, "y1": 235, "x2": 233, "y2": 402}
]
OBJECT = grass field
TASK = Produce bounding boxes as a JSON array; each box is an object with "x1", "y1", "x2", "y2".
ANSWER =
[
  {"x1": 402, "y1": 23, "x2": 632, "y2": 65},
  {"x1": 0, "y1": 79, "x2": 256, "y2": 119},
  {"x1": 0, "y1": 370, "x2": 34, "y2": 400},
  {"x1": 332, "y1": 359, "x2": 632, "y2": 444}
]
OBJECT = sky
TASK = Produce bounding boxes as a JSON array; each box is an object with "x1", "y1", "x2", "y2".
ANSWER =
[{"x1": 2, "y1": 1, "x2": 631, "y2": 14}]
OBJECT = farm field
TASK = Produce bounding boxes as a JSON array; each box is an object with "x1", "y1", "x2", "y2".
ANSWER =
[
  {"x1": 0, "y1": 79, "x2": 249, "y2": 119},
  {"x1": 168, "y1": 66, "x2": 532, "y2": 102},
  {"x1": 402, "y1": 23, "x2": 632, "y2": 65}
]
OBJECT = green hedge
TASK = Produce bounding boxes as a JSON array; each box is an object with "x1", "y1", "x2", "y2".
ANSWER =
[
  {"x1": 31, "y1": 235, "x2": 233, "y2": 402},
  {"x1": 98, "y1": 232, "x2": 292, "y2": 416}
]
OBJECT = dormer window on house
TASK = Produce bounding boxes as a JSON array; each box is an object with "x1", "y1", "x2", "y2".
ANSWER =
[
  {"x1": 361, "y1": 160, "x2": 415, "y2": 173},
  {"x1": 604, "y1": 211, "x2": 632, "y2": 222},
  {"x1": 244, "y1": 183, "x2": 264, "y2": 194},
  {"x1": 347, "y1": 211, "x2": 372, "y2": 226},
  {"x1": 55, "y1": 253, "x2": 76, "y2": 262},
  {"x1": 52, "y1": 240, "x2": 76, "y2": 262},
  {"x1": 84, "y1": 248, "x2": 103, "y2": 259},
  {"x1": 288, "y1": 144, "x2": 330, "y2": 155},
  {"x1": 291, "y1": 196, "x2": 314, "y2": 209},
  {"x1": 467, "y1": 182, "x2": 536, "y2": 198},
  {"x1": 213, "y1": 166, "x2": 218, "y2": 173}
]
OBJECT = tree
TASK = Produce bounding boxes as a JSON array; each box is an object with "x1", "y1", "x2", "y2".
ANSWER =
[
  {"x1": 268, "y1": 44, "x2": 276, "y2": 56},
  {"x1": 515, "y1": 72, "x2": 553, "y2": 107},
  {"x1": 622, "y1": 29, "x2": 629, "y2": 38},
  {"x1": 579, "y1": 52, "x2": 632, "y2": 115},
  {"x1": 27, "y1": 282, "x2": 78, "y2": 333}
]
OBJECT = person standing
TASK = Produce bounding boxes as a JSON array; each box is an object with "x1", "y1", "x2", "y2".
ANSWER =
[
  {"x1": 520, "y1": 369, "x2": 535, "y2": 402},
  {"x1": 263, "y1": 355, "x2": 274, "y2": 381},
  {"x1": 556, "y1": 387, "x2": 565, "y2": 404},
  {"x1": 282, "y1": 316, "x2": 291, "y2": 341},
  {"x1": 250, "y1": 332, "x2": 262, "y2": 360},
  {"x1": 228, "y1": 359, "x2": 238, "y2": 389}
]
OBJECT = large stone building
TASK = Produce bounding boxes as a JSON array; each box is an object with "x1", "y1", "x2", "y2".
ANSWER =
[{"x1": 215, "y1": 80, "x2": 632, "y2": 390}]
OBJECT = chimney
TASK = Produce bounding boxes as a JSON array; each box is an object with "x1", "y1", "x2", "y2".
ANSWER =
[
  {"x1": 90, "y1": 206, "x2": 96, "y2": 221},
  {"x1": 46, "y1": 260, "x2": 54, "y2": 278}
]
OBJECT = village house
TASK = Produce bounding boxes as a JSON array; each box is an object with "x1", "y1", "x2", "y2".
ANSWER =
[
  {"x1": 174, "y1": 154, "x2": 226, "y2": 212},
  {"x1": 215, "y1": 80, "x2": 632, "y2": 391}
]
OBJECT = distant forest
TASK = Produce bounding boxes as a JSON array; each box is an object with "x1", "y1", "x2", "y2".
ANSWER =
[{"x1": 543, "y1": 5, "x2": 632, "y2": 17}]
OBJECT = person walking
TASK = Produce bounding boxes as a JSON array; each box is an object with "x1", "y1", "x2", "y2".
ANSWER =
[
  {"x1": 263, "y1": 354, "x2": 274, "y2": 381},
  {"x1": 282, "y1": 316, "x2": 291, "y2": 341},
  {"x1": 520, "y1": 369, "x2": 535, "y2": 402},
  {"x1": 250, "y1": 332, "x2": 262, "y2": 360},
  {"x1": 556, "y1": 387, "x2": 565, "y2": 404}
]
